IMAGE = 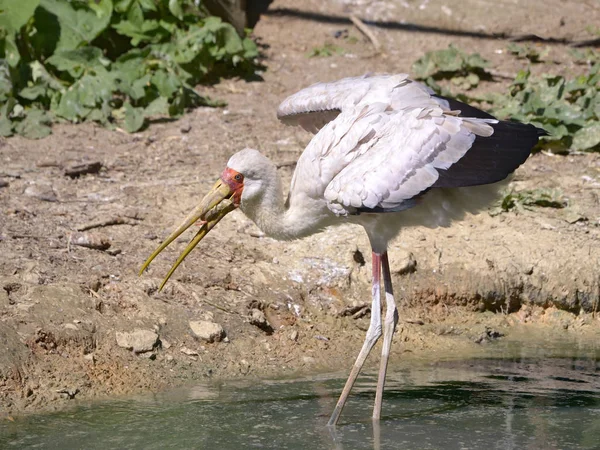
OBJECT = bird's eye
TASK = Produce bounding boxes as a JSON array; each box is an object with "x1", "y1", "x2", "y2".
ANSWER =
[{"x1": 234, "y1": 173, "x2": 243, "y2": 182}]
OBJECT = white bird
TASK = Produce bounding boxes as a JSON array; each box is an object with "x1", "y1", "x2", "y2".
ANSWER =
[{"x1": 140, "y1": 73, "x2": 544, "y2": 425}]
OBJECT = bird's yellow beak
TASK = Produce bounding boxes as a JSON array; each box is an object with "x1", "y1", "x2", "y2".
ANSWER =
[{"x1": 139, "y1": 175, "x2": 240, "y2": 291}]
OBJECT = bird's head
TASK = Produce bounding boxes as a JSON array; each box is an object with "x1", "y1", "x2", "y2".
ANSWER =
[{"x1": 139, "y1": 148, "x2": 271, "y2": 290}]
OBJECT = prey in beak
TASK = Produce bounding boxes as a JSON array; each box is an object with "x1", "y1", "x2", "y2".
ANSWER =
[{"x1": 140, "y1": 168, "x2": 244, "y2": 290}]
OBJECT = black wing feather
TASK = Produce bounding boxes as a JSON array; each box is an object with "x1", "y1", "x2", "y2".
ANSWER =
[{"x1": 432, "y1": 120, "x2": 544, "y2": 188}]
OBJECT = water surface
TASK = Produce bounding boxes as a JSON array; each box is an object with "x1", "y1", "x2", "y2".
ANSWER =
[{"x1": 2, "y1": 339, "x2": 599, "y2": 449}]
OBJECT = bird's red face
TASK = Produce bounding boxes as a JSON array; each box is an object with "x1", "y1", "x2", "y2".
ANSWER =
[
  {"x1": 220, "y1": 167, "x2": 244, "y2": 206},
  {"x1": 139, "y1": 166, "x2": 245, "y2": 290}
]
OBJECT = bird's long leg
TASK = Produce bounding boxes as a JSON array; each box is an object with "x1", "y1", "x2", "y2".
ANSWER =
[
  {"x1": 372, "y1": 251, "x2": 398, "y2": 421},
  {"x1": 328, "y1": 252, "x2": 383, "y2": 427}
]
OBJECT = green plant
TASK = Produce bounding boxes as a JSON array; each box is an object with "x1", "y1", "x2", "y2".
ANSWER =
[
  {"x1": 411, "y1": 44, "x2": 491, "y2": 92},
  {"x1": 488, "y1": 67, "x2": 600, "y2": 153},
  {"x1": 308, "y1": 43, "x2": 345, "y2": 58},
  {"x1": 500, "y1": 188, "x2": 567, "y2": 212},
  {"x1": 412, "y1": 45, "x2": 600, "y2": 153},
  {"x1": 506, "y1": 43, "x2": 549, "y2": 63},
  {"x1": 0, "y1": 0, "x2": 259, "y2": 138}
]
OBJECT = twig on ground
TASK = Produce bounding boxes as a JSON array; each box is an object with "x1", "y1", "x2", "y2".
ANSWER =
[
  {"x1": 349, "y1": 15, "x2": 381, "y2": 53},
  {"x1": 76, "y1": 217, "x2": 140, "y2": 231}
]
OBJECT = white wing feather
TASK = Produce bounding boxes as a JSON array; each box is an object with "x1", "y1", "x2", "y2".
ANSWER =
[{"x1": 285, "y1": 76, "x2": 498, "y2": 216}]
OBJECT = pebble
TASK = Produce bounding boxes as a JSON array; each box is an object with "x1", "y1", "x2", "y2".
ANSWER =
[
  {"x1": 248, "y1": 309, "x2": 273, "y2": 333},
  {"x1": 180, "y1": 347, "x2": 199, "y2": 356},
  {"x1": 189, "y1": 320, "x2": 225, "y2": 343},
  {"x1": 70, "y1": 232, "x2": 111, "y2": 251},
  {"x1": 24, "y1": 184, "x2": 58, "y2": 202},
  {"x1": 180, "y1": 122, "x2": 192, "y2": 133},
  {"x1": 390, "y1": 250, "x2": 417, "y2": 275},
  {"x1": 115, "y1": 329, "x2": 159, "y2": 353},
  {"x1": 64, "y1": 162, "x2": 103, "y2": 178}
]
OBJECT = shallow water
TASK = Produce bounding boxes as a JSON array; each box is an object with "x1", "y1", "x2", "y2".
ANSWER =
[{"x1": 2, "y1": 340, "x2": 600, "y2": 450}]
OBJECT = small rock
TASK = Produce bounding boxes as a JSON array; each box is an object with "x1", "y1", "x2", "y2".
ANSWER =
[
  {"x1": 564, "y1": 212, "x2": 588, "y2": 224},
  {"x1": 180, "y1": 122, "x2": 192, "y2": 133},
  {"x1": 115, "y1": 329, "x2": 159, "y2": 353},
  {"x1": 248, "y1": 309, "x2": 274, "y2": 334},
  {"x1": 84, "y1": 353, "x2": 96, "y2": 365},
  {"x1": 56, "y1": 388, "x2": 80, "y2": 399},
  {"x1": 70, "y1": 232, "x2": 111, "y2": 251},
  {"x1": 64, "y1": 323, "x2": 79, "y2": 331},
  {"x1": 289, "y1": 330, "x2": 299, "y2": 341},
  {"x1": 390, "y1": 251, "x2": 417, "y2": 275},
  {"x1": 474, "y1": 327, "x2": 504, "y2": 344},
  {"x1": 180, "y1": 347, "x2": 199, "y2": 356},
  {"x1": 161, "y1": 339, "x2": 172, "y2": 349},
  {"x1": 64, "y1": 161, "x2": 103, "y2": 178},
  {"x1": 24, "y1": 184, "x2": 58, "y2": 202},
  {"x1": 0, "y1": 180, "x2": 8, "y2": 188},
  {"x1": 189, "y1": 320, "x2": 225, "y2": 343},
  {"x1": 165, "y1": 354, "x2": 174, "y2": 362},
  {"x1": 302, "y1": 356, "x2": 315, "y2": 364},
  {"x1": 405, "y1": 319, "x2": 424, "y2": 325}
]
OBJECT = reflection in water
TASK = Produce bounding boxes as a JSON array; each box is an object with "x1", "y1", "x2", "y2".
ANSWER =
[{"x1": 1, "y1": 349, "x2": 599, "y2": 449}]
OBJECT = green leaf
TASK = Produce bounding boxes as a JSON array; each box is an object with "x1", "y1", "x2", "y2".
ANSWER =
[
  {"x1": 14, "y1": 108, "x2": 52, "y2": 139},
  {"x1": 144, "y1": 96, "x2": 169, "y2": 118},
  {"x1": 168, "y1": 0, "x2": 183, "y2": 20},
  {"x1": 55, "y1": 69, "x2": 115, "y2": 121},
  {"x1": 138, "y1": 0, "x2": 157, "y2": 11},
  {"x1": 114, "y1": 0, "x2": 133, "y2": 13},
  {"x1": 0, "y1": 116, "x2": 13, "y2": 136},
  {"x1": 112, "y1": 19, "x2": 168, "y2": 45},
  {"x1": 572, "y1": 123, "x2": 600, "y2": 151},
  {"x1": 127, "y1": 0, "x2": 144, "y2": 27},
  {"x1": 30, "y1": 61, "x2": 65, "y2": 90},
  {"x1": 34, "y1": 0, "x2": 113, "y2": 53},
  {"x1": 122, "y1": 101, "x2": 145, "y2": 132},
  {"x1": 151, "y1": 69, "x2": 181, "y2": 97},
  {"x1": 0, "y1": 59, "x2": 12, "y2": 102},
  {"x1": 46, "y1": 46, "x2": 108, "y2": 78},
  {"x1": 2, "y1": 33, "x2": 20, "y2": 66},
  {"x1": 411, "y1": 45, "x2": 490, "y2": 80},
  {"x1": 18, "y1": 83, "x2": 46, "y2": 100},
  {"x1": 0, "y1": 0, "x2": 40, "y2": 33}
]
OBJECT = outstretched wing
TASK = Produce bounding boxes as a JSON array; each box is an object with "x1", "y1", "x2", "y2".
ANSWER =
[
  {"x1": 284, "y1": 74, "x2": 541, "y2": 216},
  {"x1": 277, "y1": 74, "x2": 448, "y2": 134}
]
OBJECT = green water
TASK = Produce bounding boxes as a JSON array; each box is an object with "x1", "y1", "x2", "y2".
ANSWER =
[{"x1": 2, "y1": 341, "x2": 599, "y2": 449}]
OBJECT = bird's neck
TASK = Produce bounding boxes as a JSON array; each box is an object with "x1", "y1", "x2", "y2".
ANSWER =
[{"x1": 240, "y1": 162, "x2": 330, "y2": 241}]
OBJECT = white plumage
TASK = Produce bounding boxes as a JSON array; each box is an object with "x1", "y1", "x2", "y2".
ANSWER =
[{"x1": 141, "y1": 73, "x2": 543, "y2": 426}]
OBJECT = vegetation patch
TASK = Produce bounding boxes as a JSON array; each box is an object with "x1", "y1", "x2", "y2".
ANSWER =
[
  {"x1": 0, "y1": 0, "x2": 259, "y2": 137},
  {"x1": 413, "y1": 45, "x2": 600, "y2": 153}
]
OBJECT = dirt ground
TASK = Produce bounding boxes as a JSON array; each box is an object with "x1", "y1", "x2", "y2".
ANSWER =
[{"x1": 1, "y1": 0, "x2": 599, "y2": 417}]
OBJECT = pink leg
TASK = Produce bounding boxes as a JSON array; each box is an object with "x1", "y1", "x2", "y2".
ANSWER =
[
  {"x1": 328, "y1": 252, "x2": 383, "y2": 426},
  {"x1": 372, "y1": 252, "x2": 398, "y2": 420}
]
